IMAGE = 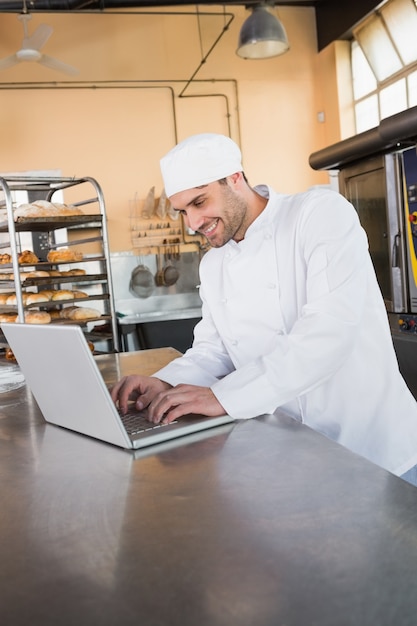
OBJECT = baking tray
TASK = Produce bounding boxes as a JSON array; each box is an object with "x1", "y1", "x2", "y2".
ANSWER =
[
  {"x1": 0, "y1": 214, "x2": 102, "y2": 233},
  {"x1": 20, "y1": 273, "x2": 108, "y2": 286}
]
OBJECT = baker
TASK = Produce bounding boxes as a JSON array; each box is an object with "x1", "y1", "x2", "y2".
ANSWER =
[{"x1": 111, "y1": 133, "x2": 417, "y2": 485}]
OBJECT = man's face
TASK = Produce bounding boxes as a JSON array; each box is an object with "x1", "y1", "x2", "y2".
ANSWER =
[{"x1": 169, "y1": 177, "x2": 249, "y2": 248}]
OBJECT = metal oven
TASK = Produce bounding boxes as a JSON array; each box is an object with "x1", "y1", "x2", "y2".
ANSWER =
[
  {"x1": 339, "y1": 146, "x2": 417, "y2": 317},
  {"x1": 338, "y1": 146, "x2": 417, "y2": 397}
]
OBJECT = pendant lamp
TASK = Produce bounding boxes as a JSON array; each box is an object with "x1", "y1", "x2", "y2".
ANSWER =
[{"x1": 236, "y1": 4, "x2": 290, "y2": 59}]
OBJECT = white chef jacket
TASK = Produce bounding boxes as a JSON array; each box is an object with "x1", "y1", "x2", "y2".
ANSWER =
[{"x1": 154, "y1": 185, "x2": 417, "y2": 475}]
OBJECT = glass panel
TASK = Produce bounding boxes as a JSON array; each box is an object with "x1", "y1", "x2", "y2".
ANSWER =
[
  {"x1": 380, "y1": 78, "x2": 407, "y2": 118},
  {"x1": 351, "y1": 40, "x2": 377, "y2": 99},
  {"x1": 343, "y1": 168, "x2": 392, "y2": 304},
  {"x1": 354, "y1": 14, "x2": 403, "y2": 81},
  {"x1": 408, "y1": 69, "x2": 417, "y2": 106},
  {"x1": 355, "y1": 95, "x2": 379, "y2": 133},
  {"x1": 381, "y1": 0, "x2": 417, "y2": 65}
]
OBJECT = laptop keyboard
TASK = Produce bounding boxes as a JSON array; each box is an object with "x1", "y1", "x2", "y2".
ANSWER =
[{"x1": 119, "y1": 409, "x2": 178, "y2": 435}]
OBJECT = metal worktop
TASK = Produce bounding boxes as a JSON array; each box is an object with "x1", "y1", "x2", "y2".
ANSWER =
[{"x1": 1, "y1": 349, "x2": 417, "y2": 625}]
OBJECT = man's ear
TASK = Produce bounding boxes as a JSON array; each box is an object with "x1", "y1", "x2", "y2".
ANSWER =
[{"x1": 228, "y1": 171, "x2": 243, "y2": 188}]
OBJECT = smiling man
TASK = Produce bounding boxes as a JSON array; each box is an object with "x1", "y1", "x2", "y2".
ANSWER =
[{"x1": 111, "y1": 132, "x2": 417, "y2": 484}]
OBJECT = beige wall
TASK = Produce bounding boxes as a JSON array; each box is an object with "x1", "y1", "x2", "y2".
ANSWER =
[{"x1": 0, "y1": 6, "x2": 344, "y2": 251}]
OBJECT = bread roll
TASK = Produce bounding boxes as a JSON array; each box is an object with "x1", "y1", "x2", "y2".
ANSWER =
[
  {"x1": 48, "y1": 270, "x2": 62, "y2": 277},
  {"x1": 51, "y1": 290, "x2": 75, "y2": 301},
  {"x1": 72, "y1": 290, "x2": 88, "y2": 299},
  {"x1": 24, "y1": 311, "x2": 51, "y2": 324},
  {"x1": 0, "y1": 273, "x2": 13, "y2": 280},
  {"x1": 47, "y1": 249, "x2": 83, "y2": 263},
  {"x1": 0, "y1": 253, "x2": 12, "y2": 264}
]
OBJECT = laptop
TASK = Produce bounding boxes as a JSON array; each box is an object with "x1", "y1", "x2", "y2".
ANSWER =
[{"x1": 1, "y1": 322, "x2": 235, "y2": 450}]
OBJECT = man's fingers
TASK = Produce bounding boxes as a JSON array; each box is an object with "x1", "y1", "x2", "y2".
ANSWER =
[{"x1": 147, "y1": 385, "x2": 223, "y2": 423}]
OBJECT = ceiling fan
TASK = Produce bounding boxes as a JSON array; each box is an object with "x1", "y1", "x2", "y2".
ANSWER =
[{"x1": 0, "y1": 9, "x2": 79, "y2": 75}]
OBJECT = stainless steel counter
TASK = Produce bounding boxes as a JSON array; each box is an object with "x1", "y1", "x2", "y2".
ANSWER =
[{"x1": 2, "y1": 350, "x2": 417, "y2": 625}]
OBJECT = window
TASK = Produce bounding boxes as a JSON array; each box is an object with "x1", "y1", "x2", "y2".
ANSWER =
[{"x1": 351, "y1": 0, "x2": 417, "y2": 132}]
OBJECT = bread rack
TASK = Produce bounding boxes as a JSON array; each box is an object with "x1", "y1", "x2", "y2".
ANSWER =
[{"x1": 0, "y1": 175, "x2": 120, "y2": 353}]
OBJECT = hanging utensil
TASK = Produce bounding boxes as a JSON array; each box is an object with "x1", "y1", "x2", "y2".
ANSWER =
[
  {"x1": 162, "y1": 245, "x2": 180, "y2": 287},
  {"x1": 155, "y1": 188, "x2": 167, "y2": 219},
  {"x1": 129, "y1": 258, "x2": 154, "y2": 298},
  {"x1": 141, "y1": 186, "x2": 155, "y2": 219},
  {"x1": 155, "y1": 247, "x2": 165, "y2": 286}
]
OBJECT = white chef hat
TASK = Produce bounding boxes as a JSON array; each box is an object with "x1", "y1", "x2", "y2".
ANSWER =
[{"x1": 160, "y1": 133, "x2": 243, "y2": 198}]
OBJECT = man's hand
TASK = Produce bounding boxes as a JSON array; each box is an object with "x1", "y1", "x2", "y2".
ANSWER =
[
  {"x1": 147, "y1": 384, "x2": 226, "y2": 424},
  {"x1": 110, "y1": 375, "x2": 172, "y2": 414}
]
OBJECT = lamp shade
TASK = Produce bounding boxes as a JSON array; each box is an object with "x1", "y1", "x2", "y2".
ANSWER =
[{"x1": 236, "y1": 5, "x2": 290, "y2": 59}]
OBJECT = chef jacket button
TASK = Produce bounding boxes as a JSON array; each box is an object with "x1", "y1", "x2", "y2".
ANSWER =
[
  {"x1": 264, "y1": 233, "x2": 272, "y2": 239},
  {"x1": 267, "y1": 282, "x2": 276, "y2": 289},
  {"x1": 231, "y1": 340, "x2": 238, "y2": 345},
  {"x1": 221, "y1": 298, "x2": 227, "y2": 304},
  {"x1": 276, "y1": 329, "x2": 284, "y2": 335}
]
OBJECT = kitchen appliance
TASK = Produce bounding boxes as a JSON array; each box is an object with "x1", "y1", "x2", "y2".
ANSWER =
[
  {"x1": 334, "y1": 146, "x2": 417, "y2": 398},
  {"x1": 338, "y1": 146, "x2": 417, "y2": 318},
  {"x1": 309, "y1": 107, "x2": 417, "y2": 398}
]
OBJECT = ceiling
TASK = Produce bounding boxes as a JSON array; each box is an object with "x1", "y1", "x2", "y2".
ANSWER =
[{"x1": 0, "y1": 0, "x2": 384, "y2": 50}]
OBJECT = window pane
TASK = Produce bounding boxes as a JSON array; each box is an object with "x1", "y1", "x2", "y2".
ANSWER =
[
  {"x1": 381, "y1": 0, "x2": 417, "y2": 65},
  {"x1": 354, "y1": 15, "x2": 403, "y2": 81},
  {"x1": 380, "y1": 79, "x2": 407, "y2": 118},
  {"x1": 355, "y1": 95, "x2": 379, "y2": 133},
  {"x1": 408, "y1": 70, "x2": 417, "y2": 106},
  {"x1": 351, "y1": 40, "x2": 377, "y2": 99}
]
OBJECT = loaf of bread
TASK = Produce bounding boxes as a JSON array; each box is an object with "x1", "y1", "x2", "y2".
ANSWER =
[
  {"x1": 14, "y1": 200, "x2": 84, "y2": 219},
  {"x1": 51, "y1": 290, "x2": 75, "y2": 301},
  {"x1": 24, "y1": 271, "x2": 51, "y2": 278},
  {"x1": 26, "y1": 292, "x2": 51, "y2": 305},
  {"x1": 24, "y1": 311, "x2": 51, "y2": 324},
  {"x1": 5, "y1": 347, "x2": 16, "y2": 361},
  {"x1": 38, "y1": 290, "x2": 55, "y2": 300},
  {"x1": 0, "y1": 292, "x2": 13, "y2": 304},
  {"x1": 62, "y1": 268, "x2": 87, "y2": 276},
  {"x1": 72, "y1": 290, "x2": 88, "y2": 299},
  {"x1": 47, "y1": 249, "x2": 83, "y2": 263},
  {"x1": 6, "y1": 293, "x2": 29, "y2": 305},
  {"x1": 0, "y1": 253, "x2": 12, "y2": 265},
  {"x1": 60, "y1": 306, "x2": 101, "y2": 320},
  {"x1": 0, "y1": 313, "x2": 17, "y2": 323},
  {"x1": 18, "y1": 250, "x2": 39, "y2": 265},
  {"x1": 48, "y1": 308, "x2": 62, "y2": 319},
  {"x1": 68, "y1": 307, "x2": 101, "y2": 320},
  {"x1": 59, "y1": 306, "x2": 77, "y2": 319}
]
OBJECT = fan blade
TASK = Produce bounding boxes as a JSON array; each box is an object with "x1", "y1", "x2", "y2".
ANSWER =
[
  {"x1": 23, "y1": 23, "x2": 53, "y2": 52},
  {"x1": 0, "y1": 54, "x2": 20, "y2": 71},
  {"x1": 39, "y1": 54, "x2": 79, "y2": 76}
]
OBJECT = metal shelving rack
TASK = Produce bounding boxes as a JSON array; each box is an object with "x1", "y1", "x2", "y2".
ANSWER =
[{"x1": 0, "y1": 175, "x2": 119, "y2": 353}]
